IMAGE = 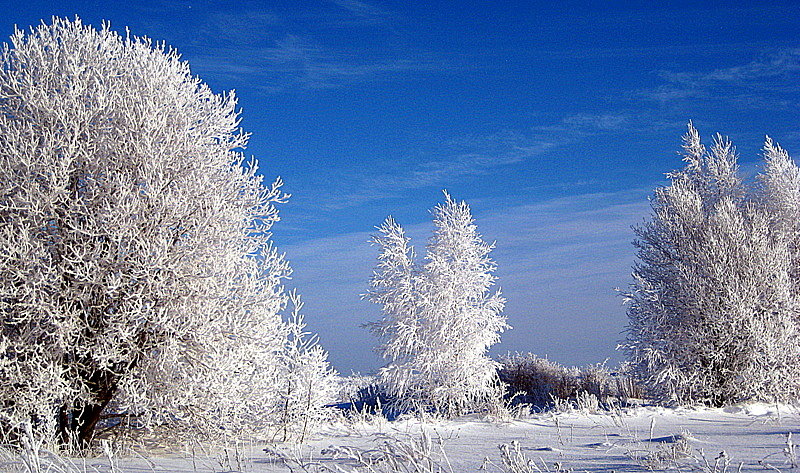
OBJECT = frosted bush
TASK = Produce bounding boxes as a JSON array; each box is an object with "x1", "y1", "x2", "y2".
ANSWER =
[
  {"x1": 624, "y1": 123, "x2": 800, "y2": 405},
  {"x1": 498, "y1": 353, "x2": 640, "y2": 410}
]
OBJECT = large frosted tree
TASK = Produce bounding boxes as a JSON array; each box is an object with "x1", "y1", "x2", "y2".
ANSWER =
[
  {"x1": 368, "y1": 193, "x2": 507, "y2": 416},
  {"x1": 0, "y1": 17, "x2": 332, "y2": 448},
  {"x1": 624, "y1": 123, "x2": 800, "y2": 405}
]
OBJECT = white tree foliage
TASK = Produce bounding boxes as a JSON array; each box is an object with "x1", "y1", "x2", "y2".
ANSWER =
[
  {"x1": 368, "y1": 192, "x2": 507, "y2": 416},
  {"x1": 367, "y1": 217, "x2": 420, "y2": 399},
  {"x1": 760, "y1": 137, "x2": 800, "y2": 288},
  {"x1": 0, "y1": 17, "x2": 333, "y2": 446},
  {"x1": 624, "y1": 123, "x2": 800, "y2": 406}
]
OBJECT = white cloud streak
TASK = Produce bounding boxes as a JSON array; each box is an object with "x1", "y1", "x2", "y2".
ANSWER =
[
  {"x1": 287, "y1": 129, "x2": 559, "y2": 213},
  {"x1": 636, "y1": 48, "x2": 800, "y2": 110}
]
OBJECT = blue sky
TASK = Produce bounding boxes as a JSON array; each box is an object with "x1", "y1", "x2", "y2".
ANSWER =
[{"x1": 4, "y1": 1, "x2": 800, "y2": 373}]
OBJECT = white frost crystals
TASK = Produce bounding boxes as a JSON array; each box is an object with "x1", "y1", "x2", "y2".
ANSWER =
[
  {"x1": 624, "y1": 123, "x2": 800, "y2": 406},
  {"x1": 0, "y1": 17, "x2": 333, "y2": 448},
  {"x1": 367, "y1": 192, "x2": 508, "y2": 417}
]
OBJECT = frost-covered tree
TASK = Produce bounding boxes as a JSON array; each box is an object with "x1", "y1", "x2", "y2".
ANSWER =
[
  {"x1": 760, "y1": 137, "x2": 800, "y2": 287},
  {"x1": 366, "y1": 217, "x2": 421, "y2": 400},
  {"x1": 418, "y1": 192, "x2": 508, "y2": 415},
  {"x1": 624, "y1": 123, "x2": 800, "y2": 406},
  {"x1": 367, "y1": 193, "x2": 507, "y2": 416},
  {"x1": 0, "y1": 17, "x2": 325, "y2": 447}
]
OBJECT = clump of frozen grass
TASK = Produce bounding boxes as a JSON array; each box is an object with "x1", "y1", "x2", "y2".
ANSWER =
[
  {"x1": 574, "y1": 391, "x2": 600, "y2": 414},
  {"x1": 332, "y1": 403, "x2": 391, "y2": 438},
  {"x1": 695, "y1": 450, "x2": 740, "y2": 473},
  {"x1": 273, "y1": 434, "x2": 574, "y2": 473},
  {"x1": 784, "y1": 432, "x2": 796, "y2": 468},
  {"x1": 637, "y1": 435, "x2": 692, "y2": 470},
  {"x1": 626, "y1": 431, "x2": 750, "y2": 473},
  {"x1": 323, "y1": 431, "x2": 454, "y2": 473},
  {"x1": 498, "y1": 353, "x2": 642, "y2": 412},
  {"x1": 0, "y1": 423, "x2": 121, "y2": 473},
  {"x1": 216, "y1": 447, "x2": 244, "y2": 472},
  {"x1": 497, "y1": 441, "x2": 539, "y2": 473},
  {"x1": 755, "y1": 431, "x2": 798, "y2": 472},
  {"x1": 496, "y1": 441, "x2": 572, "y2": 473}
]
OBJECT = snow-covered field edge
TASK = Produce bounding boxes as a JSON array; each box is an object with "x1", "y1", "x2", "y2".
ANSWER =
[{"x1": 2, "y1": 402, "x2": 799, "y2": 473}]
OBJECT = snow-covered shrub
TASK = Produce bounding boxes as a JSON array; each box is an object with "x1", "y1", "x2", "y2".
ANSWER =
[
  {"x1": 578, "y1": 364, "x2": 617, "y2": 401},
  {"x1": 497, "y1": 354, "x2": 579, "y2": 407},
  {"x1": 329, "y1": 374, "x2": 396, "y2": 419},
  {"x1": 498, "y1": 354, "x2": 640, "y2": 409},
  {"x1": 367, "y1": 192, "x2": 508, "y2": 417},
  {"x1": 334, "y1": 374, "x2": 381, "y2": 404},
  {"x1": 612, "y1": 364, "x2": 644, "y2": 403},
  {"x1": 337, "y1": 381, "x2": 393, "y2": 420},
  {"x1": 624, "y1": 123, "x2": 800, "y2": 406},
  {"x1": 273, "y1": 293, "x2": 337, "y2": 443},
  {"x1": 0, "y1": 17, "x2": 327, "y2": 447}
]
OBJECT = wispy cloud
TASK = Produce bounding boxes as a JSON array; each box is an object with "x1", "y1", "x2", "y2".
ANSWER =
[
  {"x1": 530, "y1": 113, "x2": 633, "y2": 139},
  {"x1": 636, "y1": 48, "x2": 800, "y2": 110},
  {"x1": 532, "y1": 111, "x2": 683, "y2": 141},
  {"x1": 147, "y1": 2, "x2": 458, "y2": 92},
  {"x1": 257, "y1": 34, "x2": 452, "y2": 90},
  {"x1": 284, "y1": 188, "x2": 651, "y2": 373},
  {"x1": 287, "y1": 112, "x2": 671, "y2": 218},
  {"x1": 301, "y1": 129, "x2": 558, "y2": 211},
  {"x1": 327, "y1": 0, "x2": 396, "y2": 25},
  {"x1": 637, "y1": 85, "x2": 707, "y2": 103},
  {"x1": 660, "y1": 49, "x2": 800, "y2": 85},
  {"x1": 190, "y1": 36, "x2": 453, "y2": 92},
  {"x1": 561, "y1": 113, "x2": 630, "y2": 132},
  {"x1": 375, "y1": 130, "x2": 555, "y2": 187}
]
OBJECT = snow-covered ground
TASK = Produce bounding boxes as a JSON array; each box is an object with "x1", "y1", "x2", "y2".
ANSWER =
[{"x1": 5, "y1": 403, "x2": 800, "y2": 472}]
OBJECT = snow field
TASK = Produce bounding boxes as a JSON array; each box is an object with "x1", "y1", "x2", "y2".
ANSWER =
[{"x1": 5, "y1": 404, "x2": 797, "y2": 472}]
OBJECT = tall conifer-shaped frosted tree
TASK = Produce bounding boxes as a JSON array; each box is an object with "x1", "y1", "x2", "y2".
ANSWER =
[
  {"x1": 367, "y1": 217, "x2": 422, "y2": 399},
  {"x1": 368, "y1": 193, "x2": 507, "y2": 416},
  {"x1": 625, "y1": 123, "x2": 800, "y2": 406},
  {"x1": 0, "y1": 17, "x2": 334, "y2": 447},
  {"x1": 418, "y1": 192, "x2": 508, "y2": 415}
]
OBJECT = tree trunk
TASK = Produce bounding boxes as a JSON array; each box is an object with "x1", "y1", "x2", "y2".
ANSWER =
[{"x1": 58, "y1": 370, "x2": 116, "y2": 450}]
